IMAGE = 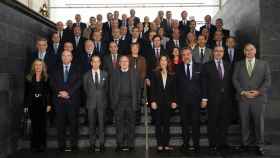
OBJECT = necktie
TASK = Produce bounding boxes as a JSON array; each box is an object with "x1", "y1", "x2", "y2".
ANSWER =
[
  {"x1": 175, "y1": 40, "x2": 179, "y2": 47},
  {"x1": 186, "y1": 64, "x2": 190, "y2": 80},
  {"x1": 75, "y1": 37, "x2": 79, "y2": 46},
  {"x1": 112, "y1": 54, "x2": 117, "y2": 68},
  {"x1": 94, "y1": 72, "x2": 99, "y2": 87},
  {"x1": 59, "y1": 32, "x2": 62, "y2": 40},
  {"x1": 39, "y1": 52, "x2": 44, "y2": 60},
  {"x1": 114, "y1": 39, "x2": 119, "y2": 45},
  {"x1": 217, "y1": 60, "x2": 223, "y2": 80},
  {"x1": 200, "y1": 49, "x2": 204, "y2": 63},
  {"x1": 155, "y1": 48, "x2": 160, "y2": 59},
  {"x1": 230, "y1": 49, "x2": 234, "y2": 63},
  {"x1": 64, "y1": 66, "x2": 69, "y2": 83},
  {"x1": 54, "y1": 44, "x2": 58, "y2": 54},
  {"x1": 247, "y1": 60, "x2": 253, "y2": 77}
]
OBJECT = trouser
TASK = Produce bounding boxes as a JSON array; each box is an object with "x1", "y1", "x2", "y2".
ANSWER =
[
  {"x1": 239, "y1": 98, "x2": 265, "y2": 147},
  {"x1": 56, "y1": 105, "x2": 79, "y2": 148},
  {"x1": 180, "y1": 102, "x2": 200, "y2": 147},
  {"x1": 207, "y1": 94, "x2": 230, "y2": 147},
  {"x1": 154, "y1": 105, "x2": 171, "y2": 146},
  {"x1": 30, "y1": 103, "x2": 46, "y2": 148},
  {"x1": 115, "y1": 100, "x2": 136, "y2": 147},
  {"x1": 88, "y1": 107, "x2": 105, "y2": 146}
]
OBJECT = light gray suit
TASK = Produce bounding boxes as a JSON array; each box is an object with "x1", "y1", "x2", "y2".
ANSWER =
[
  {"x1": 232, "y1": 59, "x2": 271, "y2": 147},
  {"x1": 83, "y1": 70, "x2": 108, "y2": 146},
  {"x1": 192, "y1": 46, "x2": 212, "y2": 64}
]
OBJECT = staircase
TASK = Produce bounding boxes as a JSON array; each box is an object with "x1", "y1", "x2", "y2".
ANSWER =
[{"x1": 18, "y1": 106, "x2": 241, "y2": 149}]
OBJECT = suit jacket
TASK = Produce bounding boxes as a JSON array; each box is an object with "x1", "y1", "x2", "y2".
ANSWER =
[
  {"x1": 111, "y1": 39, "x2": 130, "y2": 55},
  {"x1": 50, "y1": 63, "x2": 82, "y2": 111},
  {"x1": 94, "y1": 41, "x2": 108, "y2": 58},
  {"x1": 200, "y1": 24, "x2": 216, "y2": 40},
  {"x1": 83, "y1": 70, "x2": 108, "y2": 109},
  {"x1": 202, "y1": 60, "x2": 233, "y2": 105},
  {"x1": 166, "y1": 39, "x2": 185, "y2": 55},
  {"x1": 223, "y1": 47, "x2": 243, "y2": 65},
  {"x1": 150, "y1": 71, "x2": 176, "y2": 106},
  {"x1": 176, "y1": 62, "x2": 203, "y2": 105},
  {"x1": 70, "y1": 36, "x2": 86, "y2": 54},
  {"x1": 102, "y1": 21, "x2": 112, "y2": 33},
  {"x1": 179, "y1": 20, "x2": 190, "y2": 35},
  {"x1": 102, "y1": 53, "x2": 120, "y2": 75},
  {"x1": 110, "y1": 69, "x2": 141, "y2": 111},
  {"x1": 73, "y1": 22, "x2": 87, "y2": 32},
  {"x1": 209, "y1": 40, "x2": 226, "y2": 49},
  {"x1": 78, "y1": 51, "x2": 96, "y2": 74},
  {"x1": 232, "y1": 59, "x2": 271, "y2": 103},
  {"x1": 192, "y1": 46, "x2": 213, "y2": 64},
  {"x1": 146, "y1": 47, "x2": 168, "y2": 78}
]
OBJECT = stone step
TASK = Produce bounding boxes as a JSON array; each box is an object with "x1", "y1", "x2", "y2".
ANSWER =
[
  {"x1": 43, "y1": 125, "x2": 240, "y2": 137},
  {"x1": 17, "y1": 135, "x2": 241, "y2": 149}
]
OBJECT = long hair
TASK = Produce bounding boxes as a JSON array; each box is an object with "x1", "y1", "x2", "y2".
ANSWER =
[
  {"x1": 26, "y1": 59, "x2": 48, "y2": 82},
  {"x1": 154, "y1": 55, "x2": 175, "y2": 75}
]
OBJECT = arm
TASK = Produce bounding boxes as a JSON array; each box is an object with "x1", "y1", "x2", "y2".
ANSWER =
[
  {"x1": 258, "y1": 62, "x2": 271, "y2": 95},
  {"x1": 232, "y1": 62, "x2": 243, "y2": 95}
]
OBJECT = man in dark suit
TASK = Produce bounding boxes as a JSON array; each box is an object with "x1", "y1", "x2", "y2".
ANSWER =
[
  {"x1": 50, "y1": 50, "x2": 82, "y2": 152},
  {"x1": 209, "y1": 31, "x2": 226, "y2": 49},
  {"x1": 166, "y1": 29, "x2": 185, "y2": 55},
  {"x1": 223, "y1": 37, "x2": 243, "y2": 64},
  {"x1": 103, "y1": 12, "x2": 113, "y2": 33},
  {"x1": 73, "y1": 14, "x2": 87, "y2": 32},
  {"x1": 187, "y1": 20, "x2": 200, "y2": 38},
  {"x1": 110, "y1": 55, "x2": 141, "y2": 151},
  {"x1": 146, "y1": 35, "x2": 168, "y2": 80},
  {"x1": 55, "y1": 21, "x2": 71, "y2": 43},
  {"x1": 113, "y1": 10, "x2": 122, "y2": 27},
  {"x1": 103, "y1": 42, "x2": 120, "y2": 75},
  {"x1": 92, "y1": 31, "x2": 107, "y2": 58},
  {"x1": 83, "y1": 55, "x2": 108, "y2": 152},
  {"x1": 48, "y1": 32, "x2": 63, "y2": 62},
  {"x1": 233, "y1": 43, "x2": 271, "y2": 156},
  {"x1": 163, "y1": 11, "x2": 173, "y2": 38},
  {"x1": 179, "y1": 10, "x2": 190, "y2": 35},
  {"x1": 129, "y1": 27, "x2": 145, "y2": 54},
  {"x1": 192, "y1": 35, "x2": 213, "y2": 64},
  {"x1": 26, "y1": 37, "x2": 56, "y2": 75},
  {"x1": 78, "y1": 40, "x2": 96, "y2": 74},
  {"x1": 201, "y1": 46, "x2": 233, "y2": 153},
  {"x1": 176, "y1": 48, "x2": 203, "y2": 152},
  {"x1": 120, "y1": 14, "x2": 129, "y2": 28},
  {"x1": 142, "y1": 31, "x2": 157, "y2": 58},
  {"x1": 129, "y1": 9, "x2": 140, "y2": 26},
  {"x1": 111, "y1": 28, "x2": 130, "y2": 55},
  {"x1": 70, "y1": 26, "x2": 86, "y2": 55},
  {"x1": 199, "y1": 15, "x2": 216, "y2": 40},
  {"x1": 158, "y1": 10, "x2": 167, "y2": 27},
  {"x1": 215, "y1": 18, "x2": 230, "y2": 40}
]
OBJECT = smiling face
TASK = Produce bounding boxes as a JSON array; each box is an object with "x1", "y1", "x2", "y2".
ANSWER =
[
  {"x1": 244, "y1": 44, "x2": 256, "y2": 59},
  {"x1": 213, "y1": 46, "x2": 224, "y2": 60},
  {"x1": 91, "y1": 56, "x2": 101, "y2": 70},
  {"x1": 61, "y1": 50, "x2": 73, "y2": 65}
]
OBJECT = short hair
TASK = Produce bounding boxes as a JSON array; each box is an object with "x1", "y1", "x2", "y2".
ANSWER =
[
  {"x1": 152, "y1": 35, "x2": 161, "y2": 41},
  {"x1": 36, "y1": 37, "x2": 48, "y2": 43},
  {"x1": 91, "y1": 54, "x2": 101, "y2": 62},
  {"x1": 243, "y1": 43, "x2": 256, "y2": 51},
  {"x1": 180, "y1": 47, "x2": 193, "y2": 54}
]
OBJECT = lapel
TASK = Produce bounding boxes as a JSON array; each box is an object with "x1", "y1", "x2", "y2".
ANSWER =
[
  {"x1": 211, "y1": 61, "x2": 219, "y2": 79},
  {"x1": 250, "y1": 59, "x2": 258, "y2": 78}
]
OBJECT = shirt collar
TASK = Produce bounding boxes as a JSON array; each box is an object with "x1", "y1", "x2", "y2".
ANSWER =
[
  {"x1": 63, "y1": 63, "x2": 71, "y2": 68},
  {"x1": 121, "y1": 68, "x2": 129, "y2": 72},
  {"x1": 92, "y1": 69, "x2": 100, "y2": 74}
]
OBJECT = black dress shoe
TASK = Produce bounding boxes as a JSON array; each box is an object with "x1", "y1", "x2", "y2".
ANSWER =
[
  {"x1": 100, "y1": 145, "x2": 105, "y2": 152},
  {"x1": 194, "y1": 146, "x2": 200, "y2": 153},
  {"x1": 115, "y1": 146, "x2": 121, "y2": 152},
  {"x1": 89, "y1": 145, "x2": 96, "y2": 152},
  {"x1": 257, "y1": 147, "x2": 265, "y2": 156},
  {"x1": 209, "y1": 146, "x2": 218, "y2": 155}
]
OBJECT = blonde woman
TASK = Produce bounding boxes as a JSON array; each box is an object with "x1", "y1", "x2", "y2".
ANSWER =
[{"x1": 24, "y1": 59, "x2": 51, "y2": 152}]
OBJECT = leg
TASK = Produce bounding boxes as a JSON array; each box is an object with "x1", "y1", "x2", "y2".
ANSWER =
[
  {"x1": 68, "y1": 107, "x2": 79, "y2": 147},
  {"x1": 126, "y1": 106, "x2": 136, "y2": 147},
  {"x1": 97, "y1": 108, "x2": 105, "y2": 146},
  {"x1": 207, "y1": 104, "x2": 218, "y2": 147},
  {"x1": 180, "y1": 106, "x2": 190, "y2": 146},
  {"x1": 115, "y1": 107, "x2": 125, "y2": 146},
  {"x1": 161, "y1": 106, "x2": 171, "y2": 146},
  {"x1": 191, "y1": 103, "x2": 201, "y2": 147},
  {"x1": 88, "y1": 108, "x2": 97, "y2": 146},
  {"x1": 239, "y1": 100, "x2": 251, "y2": 146},
  {"x1": 154, "y1": 109, "x2": 163, "y2": 146},
  {"x1": 251, "y1": 101, "x2": 265, "y2": 147},
  {"x1": 56, "y1": 108, "x2": 66, "y2": 148}
]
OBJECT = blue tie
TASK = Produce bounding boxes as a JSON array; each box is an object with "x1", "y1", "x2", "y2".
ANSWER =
[{"x1": 64, "y1": 66, "x2": 69, "y2": 83}]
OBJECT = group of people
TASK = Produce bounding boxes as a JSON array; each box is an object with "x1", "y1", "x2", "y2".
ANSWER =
[{"x1": 24, "y1": 9, "x2": 271, "y2": 156}]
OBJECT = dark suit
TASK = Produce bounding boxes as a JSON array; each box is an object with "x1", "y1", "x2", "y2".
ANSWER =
[
  {"x1": 202, "y1": 60, "x2": 233, "y2": 147},
  {"x1": 102, "y1": 21, "x2": 112, "y2": 33},
  {"x1": 176, "y1": 62, "x2": 202, "y2": 147},
  {"x1": 110, "y1": 69, "x2": 141, "y2": 147},
  {"x1": 209, "y1": 40, "x2": 226, "y2": 49},
  {"x1": 70, "y1": 36, "x2": 86, "y2": 55},
  {"x1": 78, "y1": 52, "x2": 95, "y2": 74},
  {"x1": 94, "y1": 41, "x2": 108, "y2": 58},
  {"x1": 102, "y1": 53, "x2": 120, "y2": 75},
  {"x1": 179, "y1": 20, "x2": 190, "y2": 36},
  {"x1": 200, "y1": 24, "x2": 216, "y2": 40},
  {"x1": 50, "y1": 63, "x2": 82, "y2": 148},
  {"x1": 150, "y1": 71, "x2": 176, "y2": 146},
  {"x1": 111, "y1": 39, "x2": 130, "y2": 55},
  {"x1": 73, "y1": 22, "x2": 87, "y2": 32},
  {"x1": 83, "y1": 70, "x2": 108, "y2": 146},
  {"x1": 223, "y1": 48, "x2": 243, "y2": 65},
  {"x1": 166, "y1": 39, "x2": 185, "y2": 55}
]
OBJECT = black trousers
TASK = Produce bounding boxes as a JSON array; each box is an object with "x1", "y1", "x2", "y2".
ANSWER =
[
  {"x1": 208, "y1": 94, "x2": 230, "y2": 147},
  {"x1": 180, "y1": 101, "x2": 201, "y2": 147},
  {"x1": 30, "y1": 101, "x2": 47, "y2": 149},
  {"x1": 56, "y1": 105, "x2": 78, "y2": 148},
  {"x1": 115, "y1": 100, "x2": 135, "y2": 147},
  {"x1": 154, "y1": 105, "x2": 171, "y2": 146}
]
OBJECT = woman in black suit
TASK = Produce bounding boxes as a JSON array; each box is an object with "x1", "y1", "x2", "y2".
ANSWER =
[
  {"x1": 150, "y1": 55, "x2": 177, "y2": 152},
  {"x1": 24, "y1": 59, "x2": 51, "y2": 152}
]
